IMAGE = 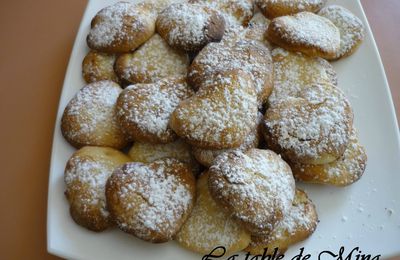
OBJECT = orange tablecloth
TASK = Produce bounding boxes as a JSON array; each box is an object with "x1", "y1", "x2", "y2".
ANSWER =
[{"x1": 0, "y1": 1, "x2": 398, "y2": 259}]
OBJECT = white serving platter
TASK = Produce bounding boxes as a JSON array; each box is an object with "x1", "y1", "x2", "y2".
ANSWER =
[{"x1": 47, "y1": 0, "x2": 400, "y2": 259}]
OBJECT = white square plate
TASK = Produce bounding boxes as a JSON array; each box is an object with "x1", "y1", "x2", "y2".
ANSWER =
[{"x1": 47, "y1": 0, "x2": 400, "y2": 259}]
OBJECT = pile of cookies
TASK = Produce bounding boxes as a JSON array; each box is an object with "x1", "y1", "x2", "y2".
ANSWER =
[{"x1": 61, "y1": 0, "x2": 367, "y2": 256}]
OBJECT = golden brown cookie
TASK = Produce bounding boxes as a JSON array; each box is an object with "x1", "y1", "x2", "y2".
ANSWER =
[
  {"x1": 319, "y1": 5, "x2": 365, "y2": 59},
  {"x1": 291, "y1": 129, "x2": 367, "y2": 186},
  {"x1": 156, "y1": 3, "x2": 225, "y2": 52},
  {"x1": 208, "y1": 149, "x2": 295, "y2": 235},
  {"x1": 106, "y1": 158, "x2": 196, "y2": 243},
  {"x1": 64, "y1": 146, "x2": 131, "y2": 232},
  {"x1": 170, "y1": 70, "x2": 258, "y2": 149},
  {"x1": 188, "y1": 40, "x2": 273, "y2": 103},
  {"x1": 264, "y1": 82, "x2": 353, "y2": 165},
  {"x1": 87, "y1": 2, "x2": 156, "y2": 53},
  {"x1": 268, "y1": 47, "x2": 337, "y2": 106},
  {"x1": 82, "y1": 50, "x2": 119, "y2": 84},
  {"x1": 61, "y1": 80, "x2": 127, "y2": 149},
  {"x1": 116, "y1": 78, "x2": 194, "y2": 143},
  {"x1": 176, "y1": 171, "x2": 251, "y2": 254},
  {"x1": 246, "y1": 189, "x2": 318, "y2": 255},
  {"x1": 266, "y1": 12, "x2": 340, "y2": 59},
  {"x1": 256, "y1": 0, "x2": 327, "y2": 19},
  {"x1": 114, "y1": 34, "x2": 189, "y2": 84}
]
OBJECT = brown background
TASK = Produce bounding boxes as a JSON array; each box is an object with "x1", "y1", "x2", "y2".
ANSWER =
[{"x1": 0, "y1": 1, "x2": 398, "y2": 259}]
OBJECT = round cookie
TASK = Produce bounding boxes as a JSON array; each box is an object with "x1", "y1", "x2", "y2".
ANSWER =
[
  {"x1": 64, "y1": 146, "x2": 131, "y2": 232},
  {"x1": 176, "y1": 172, "x2": 251, "y2": 254},
  {"x1": 82, "y1": 50, "x2": 119, "y2": 84},
  {"x1": 105, "y1": 158, "x2": 196, "y2": 243},
  {"x1": 291, "y1": 129, "x2": 367, "y2": 186},
  {"x1": 87, "y1": 2, "x2": 156, "y2": 53},
  {"x1": 246, "y1": 189, "x2": 318, "y2": 255},
  {"x1": 116, "y1": 78, "x2": 194, "y2": 143},
  {"x1": 128, "y1": 139, "x2": 201, "y2": 174},
  {"x1": 156, "y1": 3, "x2": 225, "y2": 52},
  {"x1": 61, "y1": 80, "x2": 127, "y2": 149},
  {"x1": 115, "y1": 34, "x2": 190, "y2": 84},
  {"x1": 188, "y1": 40, "x2": 273, "y2": 103},
  {"x1": 319, "y1": 5, "x2": 365, "y2": 60},
  {"x1": 268, "y1": 47, "x2": 337, "y2": 106},
  {"x1": 256, "y1": 0, "x2": 327, "y2": 19},
  {"x1": 208, "y1": 149, "x2": 296, "y2": 235},
  {"x1": 266, "y1": 12, "x2": 340, "y2": 59},
  {"x1": 264, "y1": 82, "x2": 354, "y2": 165},
  {"x1": 170, "y1": 70, "x2": 258, "y2": 149}
]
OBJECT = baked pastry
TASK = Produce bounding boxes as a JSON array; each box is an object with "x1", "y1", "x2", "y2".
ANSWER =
[
  {"x1": 64, "y1": 146, "x2": 131, "y2": 231},
  {"x1": 188, "y1": 40, "x2": 273, "y2": 103},
  {"x1": 156, "y1": 3, "x2": 225, "y2": 52},
  {"x1": 116, "y1": 78, "x2": 194, "y2": 143},
  {"x1": 115, "y1": 34, "x2": 190, "y2": 84},
  {"x1": 268, "y1": 47, "x2": 337, "y2": 106},
  {"x1": 189, "y1": 0, "x2": 254, "y2": 26},
  {"x1": 264, "y1": 82, "x2": 353, "y2": 165},
  {"x1": 176, "y1": 172, "x2": 251, "y2": 254},
  {"x1": 128, "y1": 139, "x2": 200, "y2": 174},
  {"x1": 208, "y1": 149, "x2": 295, "y2": 235},
  {"x1": 170, "y1": 70, "x2": 258, "y2": 149},
  {"x1": 61, "y1": 80, "x2": 127, "y2": 149},
  {"x1": 243, "y1": 13, "x2": 272, "y2": 49},
  {"x1": 87, "y1": 2, "x2": 156, "y2": 53},
  {"x1": 246, "y1": 189, "x2": 318, "y2": 255},
  {"x1": 291, "y1": 129, "x2": 367, "y2": 186},
  {"x1": 256, "y1": 0, "x2": 327, "y2": 19},
  {"x1": 106, "y1": 158, "x2": 196, "y2": 243},
  {"x1": 266, "y1": 12, "x2": 340, "y2": 59},
  {"x1": 319, "y1": 5, "x2": 365, "y2": 59},
  {"x1": 82, "y1": 50, "x2": 119, "y2": 84}
]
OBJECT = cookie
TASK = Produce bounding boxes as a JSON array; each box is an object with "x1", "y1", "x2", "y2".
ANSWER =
[
  {"x1": 268, "y1": 47, "x2": 337, "y2": 106},
  {"x1": 176, "y1": 171, "x2": 251, "y2": 254},
  {"x1": 170, "y1": 70, "x2": 258, "y2": 149},
  {"x1": 116, "y1": 78, "x2": 194, "y2": 143},
  {"x1": 243, "y1": 13, "x2": 272, "y2": 49},
  {"x1": 256, "y1": 0, "x2": 327, "y2": 19},
  {"x1": 319, "y1": 5, "x2": 365, "y2": 59},
  {"x1": 64, "y1": 146, "x2": 131, "y2": 231},
  {"x1": 208, "y1": 149, "x2": 295, "y2": 235},
  {"x1": 61, "y1": 80, "x2": 127, "y2": 149},
  {"x1": 106, "y1": 158, "x2": 196, "y2": 243},
  {"x1": 87, "y1": 2, "x2": 156, "y2": 53},
  {"x1": 264, "y1": 82, "x2": 353, "y2": 165},
  {"x1": 188, "y1": 40, "x2": 273, "y2": 103},
  {"x1": 246, "y1": 189, "x2": 318, "y2": 255},
  {"x1": 291, "y1": 129, "x2": 367, "y2": 186},
  {"x1": 266, "y1": 12, "x2": 340, "y2": 59},
  {"x1": 115, "y1": 34, "x2": 189, "y2": 84},
  {"x1": 82, "y1": 50, "x2": 119, "y2": 84},
  {"x1": 156, "y1": 3, "x2": 225, "y2": 52}
]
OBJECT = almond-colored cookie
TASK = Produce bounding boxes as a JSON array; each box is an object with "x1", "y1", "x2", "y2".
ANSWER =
[
  {"x1": 87, "y1": 2, "x2": 156, "y2": 53},
  {"x1": 319, "y1": 5, "x2": 365, "y2": 59},
  {"x1": 291, "y1": 129, "x2": 367, "y2": 186},
  {"x1": 156, "y1": 3, "x2": 225, "y2": 52},
  {"x1": 116, "y1": 78, "x2": 194, "y2": 143},
  {"x1": 176, "y1": 172, "x2": 251, "y2": 254},
  {"x1": 170, "y1": 70, "x2": 258, "y2": 149},
  {"x1": 264, "y1": 82, "x2": 353, "y2": 165},
  {"x1": 106, "y1": 158, "x2": 196, "y2": 243},
  {"x1": 208, "y1": 149, "x2": 295, "y2": 235},
  {"x1": 115, "y1": 34, "x2": 189, "y2": 84},
  {"x1": 246, "y1": 189, "x2": 318, "y2": 255},
  {"x1": 61, "y1": 80, "x2": 127, "y2": 149},
  {"x1": 266, "y1": 12, "x2": 340, "y2": 59},
  {"x1": 64, "y1": 146, "x2": 131, "y2": 232},
  {"x1": 82, "y1": 50, "x2": 119, "y2": 84},
  {"x1": 256, "y1": 0, "x2": 327, "y2": 19}
]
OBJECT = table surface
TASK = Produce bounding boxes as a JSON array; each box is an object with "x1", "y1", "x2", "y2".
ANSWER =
[{"x1": 0, "y1": 1, "x2": 398, "y2": 259}]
